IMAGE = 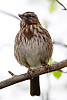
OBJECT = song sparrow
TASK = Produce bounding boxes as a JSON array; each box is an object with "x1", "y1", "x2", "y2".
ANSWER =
[{"x1": 14, "y1": 12, "x2": 53, "y2": 96}]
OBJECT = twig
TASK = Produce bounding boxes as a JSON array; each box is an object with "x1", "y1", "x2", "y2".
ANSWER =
[
  {"x1": 59, "y1": 70, "x2": 67, "y2": 73},
  {"x1": 0, "y1": 10, "x2": 20, "y2": 20},
  {"x1": 53, "y1": 41, "x2": 67, "y2": 48},
  {"x1": 8, "y1": 71, "x2": 15, "y2": 76},
  {"x1": 0, "y1": 59, "x2": 67, "y2": 89},
  {"x1": 55, "y1": 0, "x2": 67, "y2": 10}
]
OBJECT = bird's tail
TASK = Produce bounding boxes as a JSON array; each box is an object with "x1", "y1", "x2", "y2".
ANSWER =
[{"x1": 30, "y1": 76, "x2": 40, "y2": 96}]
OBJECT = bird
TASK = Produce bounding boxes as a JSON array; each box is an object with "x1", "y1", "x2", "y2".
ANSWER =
[{"x1": 14, "y1": 12, "x2": 53, "y2": 96}]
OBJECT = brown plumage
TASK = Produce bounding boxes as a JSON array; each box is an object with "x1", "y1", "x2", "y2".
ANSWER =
[{"x1": 14, "y1": 12, "x2": 53, "y2": 96}]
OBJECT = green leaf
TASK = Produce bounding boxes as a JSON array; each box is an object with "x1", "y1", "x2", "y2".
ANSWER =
[
  {"x1": 48, "y1": 59, "x2": 62, "y2": 79},
  {"x1": 48, "y1": 58, "x2": 54, "y2": 65},
  {"x1": 53, "y1": 71, "x2": 62, "y2": 79},
  {"x1": 49, "y1": 2, "x2": 56, "y2": 12}
]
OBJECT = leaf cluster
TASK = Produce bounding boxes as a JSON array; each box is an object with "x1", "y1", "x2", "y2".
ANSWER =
[{"x1": 48, "y1": 58, "x2": 62, "y2": 79}]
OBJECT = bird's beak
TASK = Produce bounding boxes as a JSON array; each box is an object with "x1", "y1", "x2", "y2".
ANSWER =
[{"x1": 18, "y1": 14, "x2": 25, "y2": 19}]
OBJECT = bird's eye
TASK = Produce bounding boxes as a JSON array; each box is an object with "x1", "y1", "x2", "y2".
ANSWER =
[{"x1": 26, "y1": 14, "x2": 32, "y2": 18}]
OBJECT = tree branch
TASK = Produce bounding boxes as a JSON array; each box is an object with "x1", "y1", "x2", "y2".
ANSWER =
[
  {"x1": 0, "y1": 59, "x2": 67, "y2": 89},
  {"x1": 53, "y1": 41, "x2": 67, "y2": 48},
  {"x1": 55, "y1": 0, "x2": 67, "y2": 10},
  {"x1": 0, "y1": 10, "x2": 20, "y2": 20}
]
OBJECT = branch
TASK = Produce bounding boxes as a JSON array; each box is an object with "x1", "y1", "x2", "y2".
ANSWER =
[
  {"x1": 59, "y1": 70, "x2": 67, "y2": 73},
  {"x1": 0, "y1": 10, "x2": 20, "y2": 20},
  {"x1": 0, "y1": 59, "x2": 67, "y2": 89},
  {"x1": 53, "y1": 41, "x2": 67, "y2": 48},
  {"x1": 55, "y1": 0, "x2": 67, "y2": 10}
]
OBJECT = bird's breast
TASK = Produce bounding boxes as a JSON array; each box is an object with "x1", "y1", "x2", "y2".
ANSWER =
[{"x1": 14, "y1": 25, "x2": 53, "y2": 68}]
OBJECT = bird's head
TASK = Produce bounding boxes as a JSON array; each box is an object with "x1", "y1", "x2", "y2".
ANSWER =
[{"x1": 18, "y1": 12, "x2": 40, "y2": 25}]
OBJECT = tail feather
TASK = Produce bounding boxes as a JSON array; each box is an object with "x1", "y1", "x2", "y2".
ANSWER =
[{"x1": 30, "y1": 76, "x2": 40, "y2": 96}]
